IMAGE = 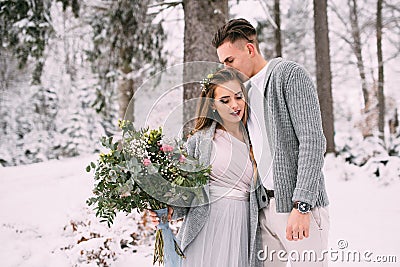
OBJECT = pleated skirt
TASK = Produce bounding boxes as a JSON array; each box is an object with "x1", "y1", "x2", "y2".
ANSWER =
[{"x1": 181, "y1": 196, "x2": 250, "y2": 267}]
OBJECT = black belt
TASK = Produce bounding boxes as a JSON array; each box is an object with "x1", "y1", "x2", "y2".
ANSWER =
[{"x1": 266, "y1": 189, "x2": 274, "y2": 199}]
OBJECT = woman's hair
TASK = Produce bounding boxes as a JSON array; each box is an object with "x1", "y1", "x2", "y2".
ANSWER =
[
  {"x1": 212, "y1": 18, "x2": 260, "y2": 53},
  {"x1": 192, "y1": 68, "x2": 248, "y2": 134}
]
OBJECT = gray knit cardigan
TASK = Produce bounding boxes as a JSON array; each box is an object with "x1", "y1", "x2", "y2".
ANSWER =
[{"x1": 256, "y1": 57, "x2": 329, "y2": 212}]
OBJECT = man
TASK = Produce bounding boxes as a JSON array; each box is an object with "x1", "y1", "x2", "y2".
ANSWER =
[{"x1": 212, "y1": 18, "x2": 330, "y2": 266}]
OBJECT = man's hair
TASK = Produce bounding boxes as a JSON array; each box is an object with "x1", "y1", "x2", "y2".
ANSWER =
[{"x1": 212, "y1": 18, "x2": 260, "y2": 52}]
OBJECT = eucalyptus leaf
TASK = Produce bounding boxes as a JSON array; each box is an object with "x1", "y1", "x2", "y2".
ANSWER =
[{"x1": 87, "y1": 120, "x2": 210, "y2": 226}]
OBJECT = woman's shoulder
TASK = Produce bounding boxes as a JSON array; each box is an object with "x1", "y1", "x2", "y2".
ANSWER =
[
  {"x1": 187, "y1": 127, "x2": 209, "y2": 144},
  {"x1": 187, "y1": 123, "x2": 216, "y2": 142},
  {"x1": 186, "y1": 124, "x2": 216, "y2": 151}
]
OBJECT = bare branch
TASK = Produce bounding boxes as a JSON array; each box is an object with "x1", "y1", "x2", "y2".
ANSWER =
[
  {"x1": 330, "y1": 29, "x2": 353, "y2": 46},
  {"x1": 328, "y1": 0, "x2": 352, "y2": 33},
  {"x1": 148, "y1": 1, "x2": 182, "y2": 8},
  {"x1": 258, "y1": 0, "x2": 277, "y2": 29},
  {"x1": 383, "y1": 1, "x2": 400, "y2": 13}
]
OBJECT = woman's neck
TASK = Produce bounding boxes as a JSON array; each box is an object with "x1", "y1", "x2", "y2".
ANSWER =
[{"x1": 217, "y1": 122, "x2": 243, "y2": 140}]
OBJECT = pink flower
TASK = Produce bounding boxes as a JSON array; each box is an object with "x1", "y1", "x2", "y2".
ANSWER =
[
  {"x1": 179, "y1": 154, "x2": 186, "y2": 163},
  {"x1": 120, "y1": 191, "x2": 131, "y2": 197},
  {"x1": 160, "y1": 144, "x2": 174, "y2": 152},
  {"x1": 143, "y1": 158, "x2": 151, "y2": 166}
]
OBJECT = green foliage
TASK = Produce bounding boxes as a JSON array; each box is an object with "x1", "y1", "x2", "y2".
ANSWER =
[
  {"x1": 0, "y1": 0, "x2": 80, "y2": 84},
  {"x1": 0, "y1": 0, "x2": 52, "y2": 84},
  {"x1": 87, "y1": 120, "x2": 210, "y2": 227},
  {"x1": 86, "y1": 0, "x2": 167, "y2": 115}
]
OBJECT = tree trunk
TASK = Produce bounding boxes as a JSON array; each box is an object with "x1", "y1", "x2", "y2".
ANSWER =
[
  {"x1": 348, "y1": 0, "x2": 369, "y2": 108},
  {"x1": 348, "y1": 0, "x2": 378, "y2": 138},
  {"x1": 182, "y1": 0, "x2": 228, "y2": 135},
  {"x1": 118, "y1": 64, "x2": 134, "y2": 120},
  {"x1": 389, "y1": 108, "x2": 398, "y2": 136},
  {"x1": 313, "y1": 0, "x2": 335, "y2": 154},
  {"x1": 377, "y1": 0, "x2": 385, "y2": 142},
  {"x1": 388, "y1": 108, "x2": 398, "y2": 156},
  {"x1": 274, "y1": 0, "x2": 282, "y2": 57}
]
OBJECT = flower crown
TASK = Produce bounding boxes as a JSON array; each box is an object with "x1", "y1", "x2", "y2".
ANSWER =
[{"x1": 200, "y1": 73, "x2": 214, "y2": 93}]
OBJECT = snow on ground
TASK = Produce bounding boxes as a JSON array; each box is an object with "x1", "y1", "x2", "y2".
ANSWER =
[
  {"x1": 0, "y1": 154, "x2": 399, "y2": 266},
  {"x1": 324, "y1": 155, "x2": 400, "y2": 266},
  {"x1": 0, "y1": 154, "x2": 155, "y2": 267}
]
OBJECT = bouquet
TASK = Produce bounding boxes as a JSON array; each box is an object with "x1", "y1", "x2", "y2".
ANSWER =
[{"x1": 86, "y1": 120, "x2": 210, "y2": 266}]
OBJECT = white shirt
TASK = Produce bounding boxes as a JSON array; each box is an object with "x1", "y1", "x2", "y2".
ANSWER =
[{"x1": 246, "y1": 62, "x2": 274, "y2": 189}]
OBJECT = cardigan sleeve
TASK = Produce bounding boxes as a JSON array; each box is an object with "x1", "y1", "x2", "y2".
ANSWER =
[{"x1": 283, "y1": 62, "x2": 327, "y2": 207}]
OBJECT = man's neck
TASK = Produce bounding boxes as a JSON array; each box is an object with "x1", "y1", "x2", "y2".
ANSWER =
[{"x1": 252, "y1": 56, "x2": 268, "y2": 78}]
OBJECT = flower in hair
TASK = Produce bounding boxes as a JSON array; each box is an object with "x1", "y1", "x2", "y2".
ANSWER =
[{"x1": 200, "y1": 73, "x2": 214, "y2": 93}]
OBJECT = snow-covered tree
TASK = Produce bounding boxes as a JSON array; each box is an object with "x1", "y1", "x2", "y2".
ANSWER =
[
  {"x1": 0, "y1": 2, "x2": 104, "y2": 166},
  {"x1": 0, "y1": 0, "x2": 79, "y2": 84},
  {"x1": 85, "y1": 0, "x2": 167, "y2": 125},
  {"x1": 256, "y1": 0, "x2": 315, "y2": 74},
  {"x1": 329, "y1": 0, "x2": 399, "y2": 143}
]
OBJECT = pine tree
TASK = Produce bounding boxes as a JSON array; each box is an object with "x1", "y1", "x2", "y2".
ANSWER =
[
  {"x1": 86, "y1": 0, "x2": 167, "y2": 126},
  {"x1": 0, "y1": 1, "x2": 104, "y2": 166},
  {"x1": 0, "y1": 0, "x2": 79, "y2": 84}
]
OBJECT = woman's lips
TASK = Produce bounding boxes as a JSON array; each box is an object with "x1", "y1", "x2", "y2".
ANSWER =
[{"x1": 231, "y1": 110, "x2": 241, "y2": 116}]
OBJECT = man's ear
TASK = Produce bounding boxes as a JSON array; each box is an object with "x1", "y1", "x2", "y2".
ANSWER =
[{"x1": 246, "y1": 43, "x2": 256, "y2": 56}]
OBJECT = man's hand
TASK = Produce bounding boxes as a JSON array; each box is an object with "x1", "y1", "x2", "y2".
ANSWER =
[
  {"x1": 147, "y1": 207, "x2": 174, "y2": 227},
  {"x1": 286, "y1": 209, "x2": 310, "y2": 241}
]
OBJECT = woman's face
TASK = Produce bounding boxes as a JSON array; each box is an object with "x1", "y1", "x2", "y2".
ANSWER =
[{"x1": 213, "y1": 80, "x2": 246, "y2": 125}]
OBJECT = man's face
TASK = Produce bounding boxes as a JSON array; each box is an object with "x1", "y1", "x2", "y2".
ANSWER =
[{"x1": 216, "y1": 40, "x2": 254, "y2": 79}]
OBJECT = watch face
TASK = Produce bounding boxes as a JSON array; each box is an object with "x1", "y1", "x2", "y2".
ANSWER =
[{"x1": 298, "y1": 202, "x2": 311, "y2": 213}]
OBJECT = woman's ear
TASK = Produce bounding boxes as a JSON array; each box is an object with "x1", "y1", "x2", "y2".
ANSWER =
[{"x1": 210, "y1": 102, "x2": 216, "y2": 111}]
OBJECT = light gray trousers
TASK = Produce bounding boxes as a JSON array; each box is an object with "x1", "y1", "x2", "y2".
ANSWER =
[{"x1": 258, "y1": 198, "x2": 330, "y2": 267}]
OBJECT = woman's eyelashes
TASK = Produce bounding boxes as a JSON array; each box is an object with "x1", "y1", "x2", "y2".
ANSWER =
[{"x1": 219, "y1": 94, "x2": 243, "y2": 104}]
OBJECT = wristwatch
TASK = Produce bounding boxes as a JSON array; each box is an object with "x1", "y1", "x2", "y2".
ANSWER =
[{"x1": 293, "y1": 201, "x2": 311, "y2": 214}]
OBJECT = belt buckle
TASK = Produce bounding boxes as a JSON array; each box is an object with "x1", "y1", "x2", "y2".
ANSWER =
[{"x1": 265, "y1": 187, "x2": 274, "y2": 199}]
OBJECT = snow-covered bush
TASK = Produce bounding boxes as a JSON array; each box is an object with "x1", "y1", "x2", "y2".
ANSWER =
[
  {"x1": 60, "y1": 208, "x2": 181, "y2": 266},
  {"x1": 336, "y1": 134, "x2": 400, "y2": 181}
]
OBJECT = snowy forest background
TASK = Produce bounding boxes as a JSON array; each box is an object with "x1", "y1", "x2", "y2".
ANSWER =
[
  {"x1": 1, "y1": 0, "x2": 400, "y2": 170},
  {"x1": 1, "y1": 0, "x2": 400, "y2": 266}
]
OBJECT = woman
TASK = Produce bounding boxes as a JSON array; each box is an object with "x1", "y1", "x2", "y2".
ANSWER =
[{"x1": 151, "y1": 68, "x2": 262, "y2": 267}]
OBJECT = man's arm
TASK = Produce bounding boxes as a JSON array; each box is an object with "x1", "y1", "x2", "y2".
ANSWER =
[
  {"x1": 283, "y1": 62, "x2": 326, "y2": 240},
  {"x1": 284, "y1": 62, "x2": 327, "y2": 207}
]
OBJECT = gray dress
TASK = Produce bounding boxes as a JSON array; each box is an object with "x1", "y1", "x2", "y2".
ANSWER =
[{"x1": 181, "y1": 129, "x2": 253, "y2": 267}]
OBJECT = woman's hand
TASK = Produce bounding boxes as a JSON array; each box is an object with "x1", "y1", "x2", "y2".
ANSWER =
[{"x1": 147, "y1": 207, "x2": 174, "y2": 227}]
